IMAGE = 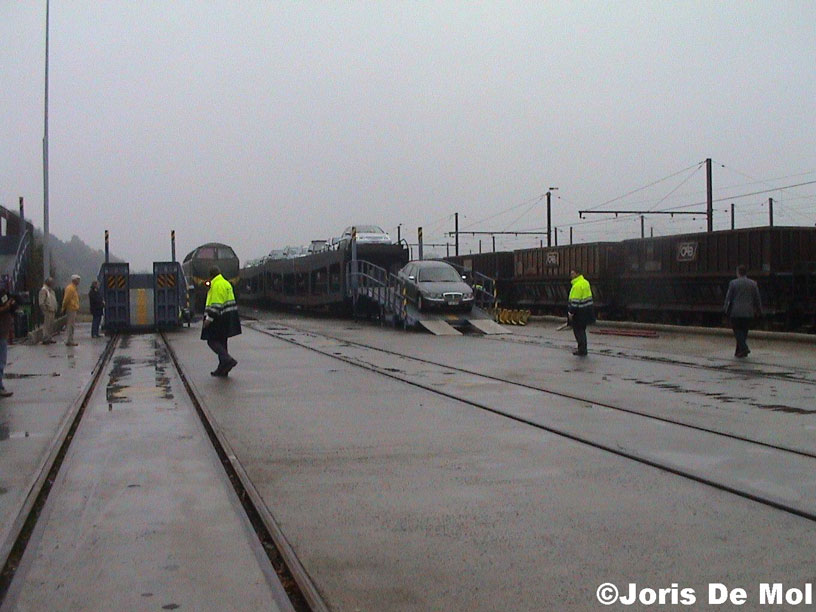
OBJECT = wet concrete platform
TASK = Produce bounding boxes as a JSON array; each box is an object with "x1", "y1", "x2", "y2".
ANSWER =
[
  {"x1": 0, "y1": 324, "x2": 109, "y2": 566},
  {"x1": 2, "y1": 333, "x2": 291, "y2": 611},
  {"x1": 165, "y1": 313, "x2": 816, "y2": 611}
]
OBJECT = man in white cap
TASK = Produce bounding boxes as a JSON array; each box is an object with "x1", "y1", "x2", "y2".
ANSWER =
[{"x1": 62, "y1": 274, "x2": 81, "y2": 346}]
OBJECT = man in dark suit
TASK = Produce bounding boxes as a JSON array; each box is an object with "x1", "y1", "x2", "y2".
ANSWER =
[{"x1": 724, "y1": 265, "x2": 763, "y2": 358}]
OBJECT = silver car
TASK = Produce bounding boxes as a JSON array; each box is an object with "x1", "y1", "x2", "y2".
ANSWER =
[
  {"x1": 338, "y1": 225, "x2": 392, "y2": 249},
  {"x1": 398, "y1": 261, "x2": 475, "y2": 312}
]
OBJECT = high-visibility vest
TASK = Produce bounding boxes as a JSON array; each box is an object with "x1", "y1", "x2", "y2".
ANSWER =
[
  {"x1": 205, "y1": 274, "x2": 236, "y2": 315},
  {"x1": 568, "y1": 274, "x2": 593, "y2": 313}
]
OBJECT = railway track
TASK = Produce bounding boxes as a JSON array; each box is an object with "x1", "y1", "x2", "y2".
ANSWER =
[
  {"x1": 489, "y1": 331, "x2": 816, "y2": 387},
  {"x1": 248, "y1": 320, "x2": 816, "y2": 455},
  {"x1": 1, "y1": 333, "x2": 318, "y2": 612},
  {"x1": 248, "y1": 320, "x2": 816, "y2": 523}
]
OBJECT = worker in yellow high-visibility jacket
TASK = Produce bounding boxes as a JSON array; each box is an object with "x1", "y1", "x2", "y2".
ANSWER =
[
  {"x1": 567, "y1": 268, "x2": 595, "y2": 356},
  {"x1": 201, "y1": 266, "x2": 241, "y2": 376}
]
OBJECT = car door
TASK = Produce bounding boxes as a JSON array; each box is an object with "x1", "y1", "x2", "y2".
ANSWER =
[{"x1": 403, "y1": 264, "x2": 418, "y2": 303}]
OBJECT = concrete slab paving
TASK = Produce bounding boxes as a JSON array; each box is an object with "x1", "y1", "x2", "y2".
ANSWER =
[
  {"x1": 249, "y1": 321, "x2": 816, "y2": 517},
  {"x1": 167, "y1": 319, "x2": 816, "y2": 611},
  {"x1": 0, "y1": 324, "x2": 109, "y2": 565},
  {"x1": 269, "y1": 312, "x2": 816, "y2": 454},
  {"x1": 2, "y1": 334, "x2": 291, "y2": 612}
]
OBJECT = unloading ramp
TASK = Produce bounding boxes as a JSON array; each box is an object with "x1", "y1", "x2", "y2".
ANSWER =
[
  {"x1": 347, "y1": 260, "x2": 509, "y2": 335},
  {"x1": 99, "y1": 261, "x2": 188, "y2": 332}
]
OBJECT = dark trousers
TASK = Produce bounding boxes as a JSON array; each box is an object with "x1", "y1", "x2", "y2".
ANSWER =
[
  {"x1": 573, "y1": 322, "x2": 588, "y2": 354},
  {"x1": 730, "y1": 317, "x2": 752, "y2": 355},
  {"x1": 91, "y1": 313, "x2": 102, "y2": 337},
  {"x1": 207, "y1": 336, "x2": 231, "y2": 370}
]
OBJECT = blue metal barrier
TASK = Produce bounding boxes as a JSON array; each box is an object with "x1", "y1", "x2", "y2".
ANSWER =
[
  {"x1": 100, "y1": 262, "x2": 130, "y2": 332},
  {"x1": 153, "y1": 261, "x2": 184, "y2": 328}
]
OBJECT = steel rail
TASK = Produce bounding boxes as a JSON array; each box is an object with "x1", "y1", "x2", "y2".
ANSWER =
[
  {"x1": 248, "y1": 322, "x2": 816, "y2": 524},
  {"x1": 161, "y1": 333, "x2": 327, "y2": 612},
  {"x1": 0, "y1": 335, "x2": 119, "y2": 603},
  {"x1": 487, "y1": 332, "x2": 816, "y2": 387},
  {"x1": 250, "y1": 321, "x2": 816, "y2": 460}
]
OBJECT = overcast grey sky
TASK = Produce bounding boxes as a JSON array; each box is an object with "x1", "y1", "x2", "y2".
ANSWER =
[{"x1": 2, "y1": 1, "x2": 815, "y2": 268}]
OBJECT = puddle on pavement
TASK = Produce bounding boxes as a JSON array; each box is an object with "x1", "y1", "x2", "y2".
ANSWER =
[
  {"x1": 4, "y1": 372, "x2": 49, "y2": 379},
  {"x1": 105, "y1": 337, "x2": 175, "y2": 405},
  {"x1": 756, "y1": 404, "x2": 816, "y2": 414},
  {"x1": 623, "y1": 376, "x2": 816, "y2": 414},
  {"x1": 107, "y1": 356, "x2": 134, "y2": 404},
  {"x1": 151, "y1": 338, "x2": 174, "y2": 400}
]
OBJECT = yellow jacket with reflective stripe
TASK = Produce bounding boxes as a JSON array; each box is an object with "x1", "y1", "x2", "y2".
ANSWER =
[
  {"x1": 202, "y1": 274, "x2": 241, "y2": 339},
  {"x1": 568, "y1": 274, "x2": 595, "y2": 325},
  {"x1": 205, "y1": 274, "x2": 235, "y2": 309},
  {"x1": 568, "y1": 275, "x2": 593, "y2": 309}
]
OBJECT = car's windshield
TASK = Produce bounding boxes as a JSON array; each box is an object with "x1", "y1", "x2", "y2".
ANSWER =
[
  {"x1": 357, "y1": 225, "x2": 385, "y2": 234},
  {"x1": 418, "y1": 266, "x2": 461, "y2": 282}
]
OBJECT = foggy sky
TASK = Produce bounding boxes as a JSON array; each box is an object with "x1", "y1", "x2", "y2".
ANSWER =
[{"x1": 2, "y1": 2, "x2": 815, "y2": 269}]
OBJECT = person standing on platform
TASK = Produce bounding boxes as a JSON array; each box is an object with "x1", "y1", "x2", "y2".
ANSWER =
[
  {"x1": 39, "y1": 276, "x2": 58, "y2": 344},
  {"x1": 62, "y1": 274, "x2": 81, "y2": 346},
  {"x1": 0, "y1": 286, "x2": 16, "y2": 397},
  {"x1": 568, "y1": 268, "x2": 595, "y2": 356},
  {"x1": 201, "y1": 266, "x2": 241, "y2": 376},
  {"x1": 724, "y1": 264, "x2": 762, "y2": 358},
  {"x1": 89, "y1": 280, "x2": 105, "y2": 338}
]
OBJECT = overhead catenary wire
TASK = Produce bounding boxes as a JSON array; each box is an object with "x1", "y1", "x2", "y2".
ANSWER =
[
  {"x1": 582, "y1": 161, "x2": 705, "y2": 212},
  {"x1": 646, "y1": 165, "x2": 704, "y2": 212},
  {"x1": 659, "y1": 179, "x2": 816, "y2": 211},
  {"x1": 447, "y1": 167, "x2": 815, "y2": 253},
  {"x1": 461, "y1": 193, "x2": 547, "y2": 230},
  {"x1": 500, "y1": 195, "x2": 545, "y2": 231}
]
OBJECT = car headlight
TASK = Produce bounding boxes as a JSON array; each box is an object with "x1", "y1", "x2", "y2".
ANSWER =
[
  {"x1": 425, "y1": 292, "x2": 444, "y2": 299},
  {"x1": 463, "y1": 292, "x2": 474, "y2": 300}
]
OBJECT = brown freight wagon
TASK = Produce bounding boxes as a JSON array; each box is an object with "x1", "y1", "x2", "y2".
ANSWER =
[
  {"x1": 509, "y1": 243, "x2": 622, "y2": 315},
  {"x1": 446, "y1": 252, "x2": 514, "y2": 280},
  {"x1": 618, "y1": 226, "x2": 816, "y2": 327}
]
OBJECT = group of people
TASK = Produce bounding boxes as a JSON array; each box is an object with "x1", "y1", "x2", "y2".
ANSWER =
[
  {"x1": 201, "y1": 264, "x2": 758, "y2": 374},
  {"x1": 37, "y1": 275, "x2": 105, "y2": 346},
  {"x1": 200, "y1": 263, "x2": 759, "y2": 375},
  {"x1": 0, "y1": 274, "x2": 105, "y2": 398},
  {"x1": 0, "y1": 264, "x2": 763, "y2": 398},
  {"x1": 567, "y1": 265, "x2": 763, "y2": 357}
]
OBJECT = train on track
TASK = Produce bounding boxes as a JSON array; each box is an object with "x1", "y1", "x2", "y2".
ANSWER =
[
  {"x1": 181, "y1": 242, "x2": 240, "y2": 313},
  {"x1": 239, "y1": 241, "x2": 409, "y2": 313},
  {"x1": 446, "y1": 225, "x2": 816, "y2": 331}
]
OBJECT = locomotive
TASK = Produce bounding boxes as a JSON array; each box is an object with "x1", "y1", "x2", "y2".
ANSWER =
[{"x1": 181, "y1": 242, "x2": 240, "y2": 313}]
